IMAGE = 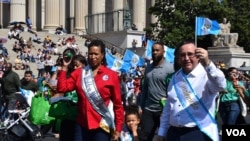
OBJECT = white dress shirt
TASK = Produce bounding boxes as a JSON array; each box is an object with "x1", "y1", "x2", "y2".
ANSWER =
[{"x1": 158, "y1": 62, "x2": 226, "y2": 141}]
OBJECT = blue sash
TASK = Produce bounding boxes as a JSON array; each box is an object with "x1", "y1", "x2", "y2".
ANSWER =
[{"x1": 173, "y1": 71, "x2": 219, "y2": 141}]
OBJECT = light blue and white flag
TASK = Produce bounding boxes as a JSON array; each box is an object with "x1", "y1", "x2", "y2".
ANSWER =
[
  {"x1": 196, "y1": 17, "x2": 220, "y2": 36},
  {"x1": 123, "y1": 49, "x2": 145, "y2": 67},
  {"x1": 145, "y1": 40, "x2": 175, "y2": 63},
  {"x1": 144, "y1": 39, "x2": 155, "y2": 59},
  {"x1": 106, "y1": 52, "x2": 130, "y2": 73},
  {"x1": 164, "y1": 45, "x2": 175, "y2": 63}
]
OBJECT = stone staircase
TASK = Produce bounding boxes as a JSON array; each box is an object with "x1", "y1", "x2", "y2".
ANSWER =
[{"x1": 0, "y1": 29, "x2": 88, "y2": 78}]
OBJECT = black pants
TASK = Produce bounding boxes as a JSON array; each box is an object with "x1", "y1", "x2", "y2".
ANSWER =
[
  {"x1": 37, "y1": 68, "x2": 45, "y2": 78},
  {"x1": 167, "y1": 126, "x2": 212, "y2": 141},
  {"x1": 44, "y1": 66, "x2": 52, "y2": 76},
  {"x1": 0, "y1": 96, "x2": 3, "y2": 121},
  {"x1": 74, "y1": 124, "x2": 111, "y2": 141},
  {"x1": 6, "y1": 97, "x2": 17, "y2": 119},
  {"x1": 140, "y1": 109, "x2": 161, "y2": 141},
  {"x1": 59, "y1": 119, "x2": 76, "y2": 141}
]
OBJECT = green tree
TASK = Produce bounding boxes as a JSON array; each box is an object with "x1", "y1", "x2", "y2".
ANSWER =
[
  {"x1": 227, "y1": 0, "x2": 250, "y2": 52},
  {"x1": 146, "y1": 0, "x2": 250, "y2": 51}
]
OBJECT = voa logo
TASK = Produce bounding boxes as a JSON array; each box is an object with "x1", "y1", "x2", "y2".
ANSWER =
[{"x1": 226, "y1": 129, "x2": 246, "y2": 136}]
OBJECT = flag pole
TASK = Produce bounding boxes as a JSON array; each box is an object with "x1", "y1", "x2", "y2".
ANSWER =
[{"x1": 195, "y1": 16, "x2": 197, "y2": 47}]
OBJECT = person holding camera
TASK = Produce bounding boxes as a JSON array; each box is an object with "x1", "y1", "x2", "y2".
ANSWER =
[{"x1": 219, "y1": 67, "x2": 250, "y2": 125}]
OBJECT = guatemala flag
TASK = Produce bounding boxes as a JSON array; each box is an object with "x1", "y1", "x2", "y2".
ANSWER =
[
  {"x1": 106, "y1": 52, "x2": 130, "y2": 73},
  {"x1": 123, "y1": 49, "x2": 145, "y2": 67},
  {"x1": 196, "y1": 17, "x2": 220, "y2": 36},
  {"x1": 164, "y1": 45, "x2": 175, "y2": 63},
  {"x1": 145, "y1": 39, "x2": 155, "y2": 60},
  {"x1": 145, "y1": 40, "x2": 175, "y2": 63}
]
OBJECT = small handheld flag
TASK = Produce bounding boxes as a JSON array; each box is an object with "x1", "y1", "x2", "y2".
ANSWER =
[{"x1": 195, "y1": 17, "x2": 221, "y2": 36}]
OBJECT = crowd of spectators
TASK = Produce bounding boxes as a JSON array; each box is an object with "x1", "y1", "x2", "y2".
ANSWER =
[{"x1": 1, "y1": 24, "x2": 84, "y2": 81}]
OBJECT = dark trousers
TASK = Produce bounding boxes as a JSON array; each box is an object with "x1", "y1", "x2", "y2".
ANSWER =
[
  {"x1": 6, "y1": 97, "x2": 17, "y2": 119},
  {"x1": 141, "y1": 109, "x2": 161, "y2": 141},
  {"x1": 37, "y1": 68, "x2": 45, "y2": 78},
  {"x1": 0, "y1": 97, "x2": 4, "y2": 121},
  {"x1": 0, "y1": 94, "x2": 16, "y2": 120},
  {"x1": 44, "y1": 66, "x2": 52, "y2": 75},
  {"x1": 60, "y1": 119, "x2": 76, "y2": 141},
  {"x1": 167, "y1": 126, "x2": 212, "y2": 141},
  {"x1": 74, "y1": 123, "x2": 111, "y2": 141}
]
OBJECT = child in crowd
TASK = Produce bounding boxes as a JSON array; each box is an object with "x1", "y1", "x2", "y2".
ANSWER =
[{"x1": 120, "y1": 105, "x2": 146, "y2": 141}]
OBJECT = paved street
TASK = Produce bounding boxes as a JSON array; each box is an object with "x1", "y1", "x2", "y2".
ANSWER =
[{"x1": 41, "y1": 134, "x2": 58, "y2": 141}]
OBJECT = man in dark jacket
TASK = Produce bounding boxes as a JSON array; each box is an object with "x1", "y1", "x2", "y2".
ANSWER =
[{"x1": 1, "y1": 62, "x2": 21, "y2": 121}]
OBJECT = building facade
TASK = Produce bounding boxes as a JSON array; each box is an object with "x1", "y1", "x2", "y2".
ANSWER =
[{"x1": 0, "y1": 0, "x2": 157, "y2": 35}]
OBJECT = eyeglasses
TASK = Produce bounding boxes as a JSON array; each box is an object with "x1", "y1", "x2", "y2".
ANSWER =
[{"x1": 179, "y1": 52, "x2": 196, "y2": 58}]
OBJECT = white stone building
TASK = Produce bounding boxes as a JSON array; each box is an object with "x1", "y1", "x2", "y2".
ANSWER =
[
  {"x1": 0, "y1": 0, "x2": 157, "y2": 34},
  {"x1": 0, "y1": 0, "x2": 157, "y2": 55}
]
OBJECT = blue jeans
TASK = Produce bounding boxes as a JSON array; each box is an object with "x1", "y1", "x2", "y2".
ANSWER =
[
  {"x1": 219, "y1": 101, "x2": 240, "y2": 125},
  {"x1": 74, "y1": 123, "x2": 111, "y2": 141}
]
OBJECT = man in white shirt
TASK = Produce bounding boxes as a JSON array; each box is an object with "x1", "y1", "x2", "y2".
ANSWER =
[
  {"x1": 8, "y1": 29, "x2": 14, "y2": 39},
  {"x1": 12, "y1": 29, "x2": 20, "y2": 40},
  {"x1": 157, "y1": 41, "x2": 226, "y2": 141}
]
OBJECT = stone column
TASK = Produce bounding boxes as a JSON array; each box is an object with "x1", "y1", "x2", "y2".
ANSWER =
[
  {"x1": 10, "y1": 0, "x2": 26, "y2": 22},
  {"x1": 43, "y1": 0, "x2": 60, "y2": 32},
  {"x1": 132, "y1": 0, "x2": 146, "y2": 31},
  {"x1": 59, "y1": 0, "x2": 66, "y2": 29},
  {"x1": 113, "y1": 0, "x2": 123, "y2": 31},
  {"x1": 151, "y1": 0, "x2": 157, "y2": 24},
  {"x1": 69, "y1": 0, "x2": 75, "y2": 33},
  {"x1": 41, "y1": 0, "x2": 45, "y2": 30},
  {"x1": 92, "y1": 0, "x2": 105, "y2": 33},
  {"x1": 75, "y1": 0, "x2": 88, "y2": 35},
  {"x1": 28, "y1": 0, "x2": 37, "y2": 30}
]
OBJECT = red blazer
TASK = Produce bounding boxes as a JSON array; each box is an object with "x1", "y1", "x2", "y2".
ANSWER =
[{"x1": 57, "y1": 65, "x2": 124, "y2": 132}]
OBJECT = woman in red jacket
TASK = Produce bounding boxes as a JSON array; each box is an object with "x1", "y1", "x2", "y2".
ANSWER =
[{"x1": 57, "y1": 40, "x2": 124, "y2": 141}]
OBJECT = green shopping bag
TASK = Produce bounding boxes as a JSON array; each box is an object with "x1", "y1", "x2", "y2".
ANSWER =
[
  {"x1": 29, "y1": 92, "x2": 55, "y2": 125},
  {"x1": 49, "y1": 101, "x2": 78, "y2": 120},
  {"x1": 49, "y1": 90, "x2": 78, "y2": 120}
]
